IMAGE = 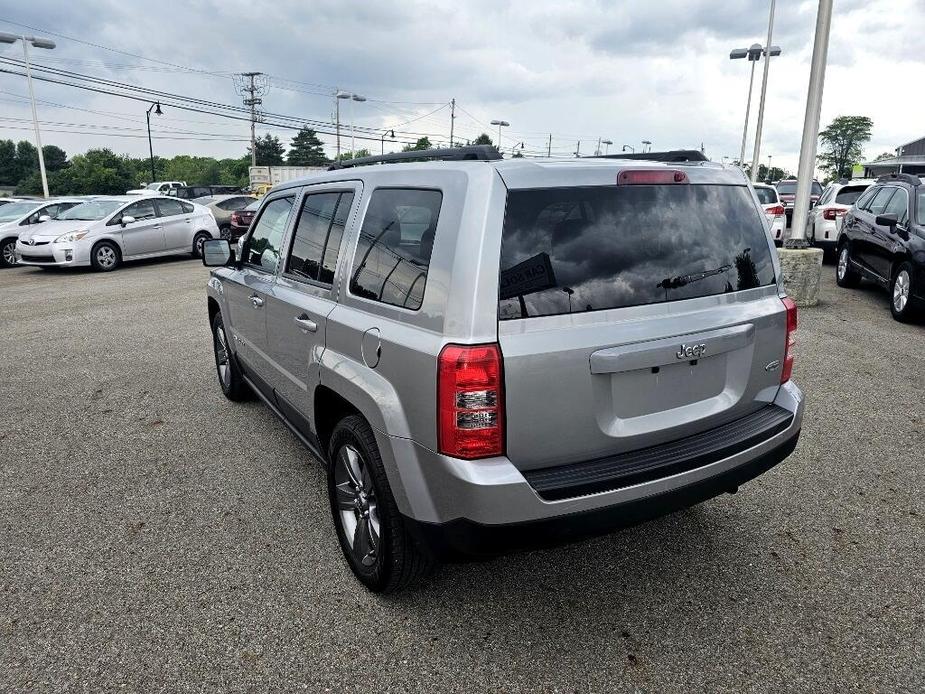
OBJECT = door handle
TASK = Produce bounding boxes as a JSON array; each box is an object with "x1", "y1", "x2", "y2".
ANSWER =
[
  {"x1": 294, "y1": 315, "x2": 318, "y2": 332},
  {"x1": 250, "y1": 295, "x2": 264, "y2": 308}
]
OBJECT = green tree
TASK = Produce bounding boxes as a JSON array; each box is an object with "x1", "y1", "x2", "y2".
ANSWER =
[
  {"x1": 0, "y1": 140, "x2": 16, "y2": 185},
  {"x1": 287, "y1": 127, "x2": 327, "y2": 166},
  {"x1": 42, "y1": 145, "x2": 68, "y2": 172},
  {"x1": 336, "y1": 148, "x2": 372, "y2": 162},
  {"x1": 14, "y1": 140, "x2": 38, "y2": 182},
  {"x1": 818, "y1": 116, "x2": 873, "y2": 180},
  {"x1": 873, "y1": 151, "x2": 895, "y2": 162},
  {"x1": 249, "y1": 133, "x2": 286, "y2": 166},
  {"x1": 401, "y1": 137, "x2": 432, "y2": 152},
  {"x1": 471, "y1": 133, "x2": 493, "y2": 146}
]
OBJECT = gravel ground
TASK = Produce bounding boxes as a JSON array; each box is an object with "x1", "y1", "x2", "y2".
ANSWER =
[{"x1": 1, "y1": 257, "x2": 923, "y2": 693}]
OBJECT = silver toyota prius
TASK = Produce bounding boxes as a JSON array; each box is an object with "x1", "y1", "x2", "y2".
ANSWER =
[{"x1": 15, "y1": 195, "x2": 220, "y2": 271}]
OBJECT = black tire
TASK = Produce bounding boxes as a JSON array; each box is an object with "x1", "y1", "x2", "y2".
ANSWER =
[
  {"x1": 835, "y1": 242, "x2": 861, "y2": 288},
  {"x1": 0, "y1": 237, "x2": 17, "y2": 268},
  {"x1": 889, "y1": 261, "x2": 921, "y2": 323},
  {"x1": 90, "y1": 240, "x2": 121, "y2": 272},
  {"x1": 192, "y1": 231, "x2": 211, "y2": 258},
  {"x1": 210, "y1": 311, "x2": 249, "y2": 401},
  {"x1": 327, "y1": 415, "x2": 436, "y2": 593}
]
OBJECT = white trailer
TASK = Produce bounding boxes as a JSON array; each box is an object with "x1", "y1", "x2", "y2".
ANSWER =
[{"x1": 249, "y1": 166, "x2": 326, "y2": 193}]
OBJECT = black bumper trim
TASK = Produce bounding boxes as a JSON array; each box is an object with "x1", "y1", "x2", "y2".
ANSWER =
[
  {"x1": 403, "y1": 430, "x2": 799, "y2": 560},
  {"x1": 522, "y1": 405, "x2": 793, "y2": 501}
]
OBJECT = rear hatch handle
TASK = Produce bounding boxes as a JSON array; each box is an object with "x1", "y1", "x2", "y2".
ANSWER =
[{"x1": 590, "y1": 323, "x2": 755, "y2": 374}]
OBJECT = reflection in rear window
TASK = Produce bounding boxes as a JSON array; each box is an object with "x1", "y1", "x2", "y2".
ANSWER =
[{"x1": 499, "y1": 185, "x2": 776, "y2": 319}]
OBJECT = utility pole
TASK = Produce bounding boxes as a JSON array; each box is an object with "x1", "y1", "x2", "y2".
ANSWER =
[
  {"x1": 751, "y1": 0, "x2": 777, "y2": 183},
  {"x1": 236, "y1": 72, "x2": 265, "y2": 167},
  {"x1": 449, "y1": 98, "x2": 456, "y2": 147},
  {"x1": 547, "y1": 134, "x2": 552, "y2": 157},
  {"x1": 575, "y1": 141, "x2": 581, "y2": 158}
]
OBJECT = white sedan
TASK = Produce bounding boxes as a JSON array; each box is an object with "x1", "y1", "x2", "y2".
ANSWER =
[
  {"x1": 0, "y1": 198, "x2": 84, "y2": 267},
  {"x1": 15, "y1": 196, "x2": 219, "y2": 271}
]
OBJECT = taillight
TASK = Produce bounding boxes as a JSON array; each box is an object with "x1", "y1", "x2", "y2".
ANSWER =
[
  {"x1": 767, "y1": 205, "x2": 785, "y2": 216},
  {"x1": 438, "y1": 343, "x2": 504, "y2": 459},
  {"x1": 781, "y1": 297, "x2": 797, "y2": 384},
  {"x1": 617, "y1": 169, "x2": 689, "y2": 185},
  {"x1": 822, "y1": 207, "x2": 846, "y2": 221}
]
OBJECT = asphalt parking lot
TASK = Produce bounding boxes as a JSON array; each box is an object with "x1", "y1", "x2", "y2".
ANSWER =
[{"x1": 1, "y1": 258, "x2": 923, "y2": 693}]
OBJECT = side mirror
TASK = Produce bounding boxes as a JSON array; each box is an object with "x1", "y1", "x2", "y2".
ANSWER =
[
  {"x1": 875, "y1": 213, "x2": 898, "y2": 228},
  {"x1": 38, "y1": 214, "x2": 51, "y2": 223},
  {"x1": 202, "y1": 239, "x2": 235, "y2": 267},
  {"x1": 120, "y1": 215, "x2": 136, "y2": 227}
]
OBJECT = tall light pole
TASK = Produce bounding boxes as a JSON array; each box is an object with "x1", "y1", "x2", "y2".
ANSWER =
[
  {"x1": 349, "y1": 94, "x2": 366, "y2": 155},
  {"x1": 145, "y1": 102, "x2": 162, "y2": 184},
  {"x1": 601, "y1": 139, "x2": 613, "y2": 155},
  {"x1": 0, "y1": 32, "x2": 55, "y2": 198},
  {"x1": 787, "y1": 0, "x2": 832, "y2": 249},
  {"x1": 335, "y1": 90, "x2": 351, "y2": 159},
  {"x1": 751, "y1": 0, "x2": 780, "y2": 182},
  {"x1": 730, "y1": 43, "x2": 762, "y2": 169},
  {"x1": 490, "y1": 120, "x2": 509, "y2": 150},
  {"x1": 641, "y1": 140, "x2": 652, "y2": 153},
  {"x1": 767, "y1": 154, "x2": 773, "y2": 179}
]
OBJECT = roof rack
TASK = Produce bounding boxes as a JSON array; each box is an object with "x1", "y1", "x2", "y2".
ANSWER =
[
  {"x1": 875, "y1": 172, "x2": 922, "y2": 186},
  {"x1": 328, "y1": 145, "x2": 502, "y2": 170}
]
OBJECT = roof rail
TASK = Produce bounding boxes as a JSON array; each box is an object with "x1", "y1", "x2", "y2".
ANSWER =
[
  {"x1": 328, "y1": 145, "x2": 502, "y2": 170},
  {"x1": 875, "y1": 172, "x2": 922, "y2": 186}
]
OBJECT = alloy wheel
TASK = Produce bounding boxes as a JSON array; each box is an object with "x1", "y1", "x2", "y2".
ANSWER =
[
  {"x1": 837, "y1": 247, "x2": 848, "y2": 280},
  {"x1": 195, "y1": 235, "x2": 206, "y2": 256},
  {"x1": 893, "y1": 270, "x2": 910, "y2": 313},
  {"x1": 333, "y1": 444, "x2": 380, "y2": 568},
  {"x1": 214, "y1": 324, "x2": 231, "y2": 388},
  {"x1": 96, "y1": 246, "x2": 116, "y2": 269},
  {"x1": 2, "y1": 240, "x2": 16, "y2": 266}
]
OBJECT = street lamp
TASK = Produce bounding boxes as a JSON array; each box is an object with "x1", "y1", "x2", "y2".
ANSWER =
[
  {"x1": 601, "y1": 139, "x2": 613, "y2": 155},
  {"x1": 621, "y1": 144, "x2": 635, "y2": 153},
  {"x1": 145, "y1": 102, "x2": 163, "y2": 184},
  {"x1": 641, "y1": 140, "x2": 652, "y2": 153},
  {"x1": 0, "y1": 32, "x2": 56, "y2": 198},
  {"x1": 380, "y1": 129, "x2": 395, "y2": 155},
  {"x1": 767, "y1": 154, "x2": 773, "y2": 180},
  {"x1": 349, "y1": 94, "x2": 366, "y2": 155},
  {"x1": 490, "y1": 120, "x2": 509, "y2": 150},
  {"x1": 335, "y1": 90, "x2": 351, "y2": 158},
  {"x1": 730, "y1": 42, "x2": 781, "y2": 174}
]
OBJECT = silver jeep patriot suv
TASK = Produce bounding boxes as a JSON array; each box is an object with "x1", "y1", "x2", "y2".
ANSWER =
[{"x1": 202, "y1": 146, "x2": 804, "y2": 593}]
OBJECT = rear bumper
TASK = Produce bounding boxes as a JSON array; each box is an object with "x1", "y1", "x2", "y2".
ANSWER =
[
  {"x1": 405, "y1": 431, "x2": 798, "y2": 559},
  {"x1": 379, "y1": 381, "x2": 803, "y2": 556}
]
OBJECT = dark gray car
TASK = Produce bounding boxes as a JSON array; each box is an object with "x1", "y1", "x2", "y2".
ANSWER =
[{"x1": 202, "y1": 149, "x2": 804, "y2": 592}]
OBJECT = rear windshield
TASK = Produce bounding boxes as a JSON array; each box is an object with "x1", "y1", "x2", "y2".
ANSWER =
[
  {"x1": 754, "y1": 187, "x2": 777, "y2": 204},
  {"x1": 776, "y1": 182, "x2": 796, "y2": 194},
  {"x1": 499, "y1": 185, "x2": 776, "y2": 319},
  {"x1": 834, "y1": 186, "x2": 868, "y2": 205}
]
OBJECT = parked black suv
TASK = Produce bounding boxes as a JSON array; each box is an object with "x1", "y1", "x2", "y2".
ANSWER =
[
  {"x1": 171, "y1": 185, "x2": 242, "y2": 200},
  {"x1": 836, "y1": 173, "x2": 925, "y2": 322}
]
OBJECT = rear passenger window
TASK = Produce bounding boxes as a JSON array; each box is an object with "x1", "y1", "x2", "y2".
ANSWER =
[
  {"x1": 349, "y1": 189, "x2": 441, "y2": 310},
  {"x1": 867, "y1": 188, "x2": 895, "y2": 216},
  {"x1": 285, "y1": 192, "x2": 353, "y2": 285},
  {"x1": 155, "y1": 198, "x2": 184, "y2": 217},
  {"x1": 242, "y1": 196, "x2": 294, "y2": 272},
  {"x1": 882, "y1": 188, "x2": 908, "y2": 224}
]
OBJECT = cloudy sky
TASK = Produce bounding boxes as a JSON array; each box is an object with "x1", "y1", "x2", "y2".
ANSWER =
[{"x1": 1, "y1": 0, "x2": 922, "y2": 174}]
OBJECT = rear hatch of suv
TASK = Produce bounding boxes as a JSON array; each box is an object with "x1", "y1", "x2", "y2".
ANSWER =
[{"x1": 495, "y1": 167, "x2": 788, "y2": 473}]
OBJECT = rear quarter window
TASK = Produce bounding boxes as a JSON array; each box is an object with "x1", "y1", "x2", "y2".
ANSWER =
[
  {"x1": 348, "y1": 188, "x2": 441, "y2": 310},
  {"x1": 499, "y1": 184, "x2": 776, "y2": 319}
]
